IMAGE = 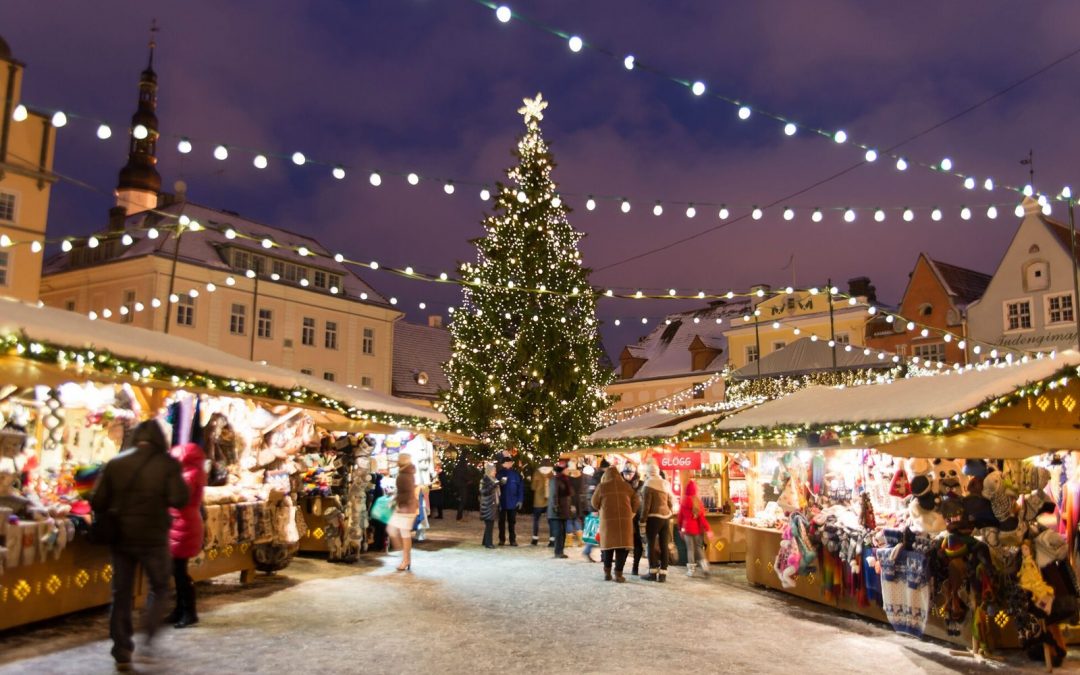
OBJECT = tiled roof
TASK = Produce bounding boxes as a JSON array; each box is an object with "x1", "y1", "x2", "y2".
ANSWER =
[
  {"x1": 928, "y1": 258, "x2": 991, "y2": 307},
  {"x1": 1043, "y1": 217, "x2": 1080, "y2": 263},
  {"x1": 617, "y1": 299, "x2": 751, "y2": 381},
  {"x1": 392, "y1": 321, "x2": 451, "y2": 400},
  {"x1": 43, "y1": 201, "x2": 389, "y2": 306}
]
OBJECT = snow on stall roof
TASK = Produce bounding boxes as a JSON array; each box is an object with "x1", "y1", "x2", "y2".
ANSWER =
[
  {"x1": 0, "y1": 299, "x2": 444, "y2": 424},
  {"x1": 715, "y1": 352, "x2": 1080, "y2": 431},
  {"x1": 731, "y1": 337, "x2": 892, "y2": 379},
  {"x1": 587, "y1": 409, "x2": 726, "y2": 442}
]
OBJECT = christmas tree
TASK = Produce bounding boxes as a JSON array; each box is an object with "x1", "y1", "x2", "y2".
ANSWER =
[{"x1": 442, "y1": 93, "x2": 613, "y2": 461}]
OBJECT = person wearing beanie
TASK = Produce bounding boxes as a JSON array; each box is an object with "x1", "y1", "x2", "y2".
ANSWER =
[
  {"x1": 479, "y1": 462, "x2": 500, "y2": 549},
  {"x1": 387, "y1": 453, "x2": 419, "y2": 571},
  {"x1": 640, "y1": 460, "x2": 673, "y2": 582},
  {"x1": 548, "y1": 461, "x2": 574, "y2": 558},
  {"x1": 531, "y1": 461, "x2": 553, "y2": 546}
]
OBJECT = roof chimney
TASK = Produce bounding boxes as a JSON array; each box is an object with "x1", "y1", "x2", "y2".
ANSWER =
[
  {"x1": 108, "y1": 206, "x2": 128, "y2": 232},
  {"x1": 847, "y1": 276, "x2": 876, "y2": 303},
  {"x1": 428, "y1": 315, "x2": 443, "y2": 328}
]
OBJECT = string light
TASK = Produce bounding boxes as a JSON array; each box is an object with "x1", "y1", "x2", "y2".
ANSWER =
[{"x1": 96, "y1": 124, "x2": 112, "y2": 140}]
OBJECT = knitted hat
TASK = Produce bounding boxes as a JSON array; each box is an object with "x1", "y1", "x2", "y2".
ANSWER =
[{"x1": 911, "y1": 475, "x2": 936, "y2": 511}]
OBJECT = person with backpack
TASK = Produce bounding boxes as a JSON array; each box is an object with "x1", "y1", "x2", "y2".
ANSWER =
[
  {"x1": 678, "y1": 479, "x2": 713, "y2": 578},
  {"x1": 90, "y1": 420, "x2": 189, "y2": 671}
]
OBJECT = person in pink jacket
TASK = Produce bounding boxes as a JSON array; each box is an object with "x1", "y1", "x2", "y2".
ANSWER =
[
  {"x1": 167, "y1": 442, "x2": 206, "y2": 628},
  {"x1": 678, "y1": 480, "x2": 712, "y2": 578}
]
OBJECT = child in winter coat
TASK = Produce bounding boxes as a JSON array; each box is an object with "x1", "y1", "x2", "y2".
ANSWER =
[{"x1": 678, "y1": 480, "x2": 712, "y2": 578}]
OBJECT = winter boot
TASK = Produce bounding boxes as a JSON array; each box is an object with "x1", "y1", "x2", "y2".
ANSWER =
[
  {"x1": 531, "y1": 536, "x2": 538, "y2": 546},
  {"x1": 699, "y1": 558, "x2": 710, "y2": 576},
  {"x1": 574, "y1": 532, "x2": 584, "y2": 547},
  {"x1": 641, "y1": 568, "x2": 659, "y2": 581},
  {"x1": 657, "y1": 570, "x2": 667, "y2": 583},
  {"x1": 174, "y1": 611, "x2": 199, "y2": 629},
  {"x1": 565, "y1": 534, "x2": 574, "y2": 550},
  {"x1": 547, "y1": 537, "x2": 555, "y2": 548},
  {"x1": 614, "y1": 571, "x2": 627, "y2": 583},
  {"x1": 164, "y1": 605, "x2": 181, "y2": 625},
  {"x1": 631, "y1": 559, "x2": 640, "y2": 576},
  {"x1": 603, "y1": 566, "x2": 612, "y2": 581},
  {"x1": 686, "y1": 563, "x2": 696, "y2": 578}
]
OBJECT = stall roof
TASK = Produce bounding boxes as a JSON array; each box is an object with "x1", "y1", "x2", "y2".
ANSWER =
[
  {"x1": 0, "y1": 299, "x2": 449, "y2": 430},
  {"x1": 730, "y1": 337, "x2": 892, "y2": 379},
  {"x1": 586, "y1": 409, "x2": 728, "y2": 445},
  {"x1": 715, "y1": 352, "x2": 1080, "y2": 432}
]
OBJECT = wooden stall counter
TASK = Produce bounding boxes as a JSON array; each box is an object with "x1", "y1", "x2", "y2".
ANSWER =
[
  {"x1": 736, "y1": 523, "x2": 1020, "y2": 650},
  {"x1": 0, "y1": 537, "x2": 116, "y2": 632},
  {"x1": 704, "y1": 514, "x2": 747, "y2": 563},
  {"x1": 189, "y1": 542, "x2": 257, "y2": 584}
]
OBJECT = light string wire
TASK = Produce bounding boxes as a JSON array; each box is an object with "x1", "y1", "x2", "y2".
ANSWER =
[{"x1": 467, "y1": 0, "x2": 1078, "y2": 206}]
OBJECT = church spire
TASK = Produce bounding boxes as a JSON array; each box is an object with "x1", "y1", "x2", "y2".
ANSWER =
[{"x1": 115, "y1": 20, "x2": 161, "y2": 215}]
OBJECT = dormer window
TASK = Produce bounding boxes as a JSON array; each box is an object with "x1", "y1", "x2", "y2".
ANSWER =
[
  {"x1": 1023, "y1": 260, "x2": 1050, "y2": 292},
  {"x1": 919, "y1": 303, "x2": 933, "y2": 317}
]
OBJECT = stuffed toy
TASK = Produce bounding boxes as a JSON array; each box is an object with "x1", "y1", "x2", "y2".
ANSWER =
[
  {"x1": 907, "y1": 475, "x2": 946, "y2": 534},
  {"x1": 931, "y1": 458, "x2": 965, "y2": 496}
]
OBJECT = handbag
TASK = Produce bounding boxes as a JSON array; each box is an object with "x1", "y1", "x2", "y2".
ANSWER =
[
  {"x1": 370, "y1": 495, "x2": 395, "y2": 525},
  {"x1": 582, "y1": 512, "x2": 601, "y2": 546},
  {"x1": 89, "y1": 452, "x2": 155, "y2": 546}
]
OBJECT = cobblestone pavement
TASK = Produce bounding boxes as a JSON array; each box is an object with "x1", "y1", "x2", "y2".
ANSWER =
[{"x1": 0, "y1": 517, "x2": 1075, "y2": 674}]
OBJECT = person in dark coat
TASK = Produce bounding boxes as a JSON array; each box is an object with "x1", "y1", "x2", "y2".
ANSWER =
[
  {"x1": 453, "y1": 457, "x2": 470, "y2": 520},
  {"x1": 166, "y1": 442, "x2": 206, "y2": 628},
  {"x1": 496, "y1": 454, "x2": 524, "y2": 546},
  {"x1": 479, "y1": 462, "x2": 500, "y2": 549},
  {"x1": 621, "y1": 462, "x2": 645, "y2": 575},
  {"x1": 429, "y1": 464, "x2": 446, "y2": 519},
  {"x1": 548, "y1": 461, "x2": 574, "y2": 559},
  {"x1": 369, "y1": 474, "x2": 388, "y2": 552},
  {"x1": 91, "y1": 420, "x2": 189, "y2": 670}
]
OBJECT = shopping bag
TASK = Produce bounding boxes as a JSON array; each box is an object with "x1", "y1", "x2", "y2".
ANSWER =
[
  {"x1": 370, "y1": 496, "x2": 394, "y2": 524},
  {"x1": 582, "y1": 512, "x2": 600, "y2": 546}
]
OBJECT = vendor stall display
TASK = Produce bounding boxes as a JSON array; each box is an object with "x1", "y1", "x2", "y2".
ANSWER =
[{"x1": 713, "y1": 353, "x2": 1080, "y2": 665}]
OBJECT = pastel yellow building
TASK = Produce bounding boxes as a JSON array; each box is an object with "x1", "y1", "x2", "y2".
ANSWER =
[
  {"x1": 724, "y1": 280, "x2": 875, "y2": 371},
  {"x1": 0, "y1": 34, "x2": 57, "y2": 303}
]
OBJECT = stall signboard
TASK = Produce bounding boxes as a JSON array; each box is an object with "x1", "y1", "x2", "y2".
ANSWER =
[{"x1": 656, "y1": 452, "x2": 702, "y2": 471}]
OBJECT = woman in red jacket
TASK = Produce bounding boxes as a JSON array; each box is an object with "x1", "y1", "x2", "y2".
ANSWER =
[
  {"x1": 167, "y1": 442, "x2": 207, "y2": 628},
  {"x1": 678, "y1": 480, "x2": 712, "y2": 578}
]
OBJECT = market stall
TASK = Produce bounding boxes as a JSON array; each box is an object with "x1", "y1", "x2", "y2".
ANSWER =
[
  {"x1": 712, "y1": 353, "x2": 1080, "y2": 659},
  {"x1": 0, "y1": 299, "x2": 452, "y2": 630}
]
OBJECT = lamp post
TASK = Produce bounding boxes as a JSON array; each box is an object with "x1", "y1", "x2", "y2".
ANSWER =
[{"x1": 1070, "y1": 198, "x2": 1080, "y2": 353}]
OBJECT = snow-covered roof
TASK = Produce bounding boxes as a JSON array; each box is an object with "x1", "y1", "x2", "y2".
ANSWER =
[
  {"x1": 730, "y1": 337, "x2": 892, "y2": 379},
  {"x1": 586, "y1": 409, "x2": 727, "y2": 443},
  {"x1": 617, "y1": 300, "x2": 750, "y2": 381},
  {"x1": 392, "y1": 320, "x2": 451, "y2": 400},
  {"x1": 0, "y1": 299, "x2": 444, "y2": 426},
  {"x1": 715, "y1": 352, "x2": 1080, "y2": 431},
  {"x1": 43, "y1": 201, "x2": 389, "y2": 307}
]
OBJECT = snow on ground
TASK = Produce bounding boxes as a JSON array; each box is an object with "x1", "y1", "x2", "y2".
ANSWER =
[{"x1": 0, "y1": 517, "x2": 1075, "y2": 674}]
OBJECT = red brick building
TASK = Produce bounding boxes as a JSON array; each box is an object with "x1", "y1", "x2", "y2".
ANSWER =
[{"x1": 866, "y1": 254, "x2": 990, "y2": 364}]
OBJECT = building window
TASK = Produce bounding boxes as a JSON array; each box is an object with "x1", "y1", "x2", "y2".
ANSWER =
[
  {"x1": 362, "y1": 327, "x2": 374, "y2": 355},
  {"x1": 919, "y1": 303, "x2": 933, "y2": 317},
  {"x1": 230, "y1": 304, "x2": 247, "y2": 335},
  {"x1": 301, "y1": 317, "x2": 315, "y2": 346},
  {"x1": 251, "y1": 255, "x2": 266, "y2": 275},
  {"x1": 692, "y1": 382, "x2": 705, "y2": 400},
  {"x1": 325, "y1": 321, "x2": 338, "y2": 349},
  {"x1": 1046, "y1": 293, "x2": 1074, "y2": 325},
  {"x1": 323, "y1": 371, "x2": 336, "y2": 382},
  {"x1": 746, "y1": 345, "x2": 759, "y2": 363},
  {"x1": 0, "y1": 251, "x2": 8, "y2": 286},
  {"x1": 329, "y1": 274, "x2": 343, "y2": 291},
  {"x1": 121, "y1": 290, "x2": 135, "y2": 323},
  {"x1": 257, "y1": 308, "x2": 273, "y2": 339},
  {"x1": 176, "y1": 295, "x2": 194, "y2": 327},
  {"x1": 232, "y1": 249, "x2": 250, "y2": 272},
  {"x1": 314, "y1": 270, "x2": 327, "y2": 288},
  {"x1": 0, "y1": 191, "x2": 15, "y2": 222},
  {"x1": 361, "y1": 376, "x2": 373, "y2": 389},
  {"x1": 1004, "y1": 300, "x2": 1032, "y2": 331},
  {"x1": 772, "y1": 341, "x2": 787, "y2": 352},
  {"x1": 284, "y1": 263, "x2": 307, "y2": 283},
  {"x1": 913, "y1": 343, "x2": 946, "y2": 362},
  {"x1": 835, "y1": 332, "x2": 850, "y2": 345},
  {"x1": 300, "y1": 368, "x2": 313, "y2": 376},
  {"x1": 65, "y1": 299, "x2": 76, "y2": 312}
]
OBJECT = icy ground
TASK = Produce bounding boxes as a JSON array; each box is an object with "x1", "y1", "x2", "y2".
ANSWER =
[{"x1": 0, "y1": 516, "x2": 1076, "y2": 674}]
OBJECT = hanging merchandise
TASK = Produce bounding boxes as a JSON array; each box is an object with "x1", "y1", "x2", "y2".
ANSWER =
[{"x1": 889, "y1": 466, "x2": 911, "y2": 498}]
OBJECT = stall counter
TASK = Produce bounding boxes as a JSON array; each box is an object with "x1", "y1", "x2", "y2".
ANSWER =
[{"x1": 704, "y1": 514, "x2": 747, "y2": 563}]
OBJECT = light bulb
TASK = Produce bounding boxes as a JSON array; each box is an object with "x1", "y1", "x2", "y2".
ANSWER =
[
  {"x1": 987, "y1": 205, "x2": 998, "y2": 219},
  {"x1": 685, "y1": 205, "x2": 696, "y2": 218},
  {"x1": 480, "y1": 188, "x2": 491, "y2": 201},
  {"x1": 177, "y1": 138, "x2": 192, "y2": 154},
  {"x1": 213, "y1": 145, "x2": 229, "y2": 160},
  {"x1": 896, "y1": 157, "x2": 908, "y2": 171},
  {"x1": 751, "y1": 207, "x2": 763, "y2": 220},
  {"x1": 96, "y1": 124, "x2": 112, "y2": 140},
  {"x1": 961, "y1": 207, "x2": 972, "y2": 220},
  {"x1": 811, "y1": 209, "x2": 823, "y2": 223},
  {"x1": 874, "y1": 209, "x2": 885, "y2": 222},
  {"x1": 224, "y1": 228, "x2": 237, "y2": 239},
  {"x1": 939, "y1": 157, "x2": 953, "y2": 171},
  {"x1": 783, "y1": 208, "x2": 794, "y2": 221},
  {"x1": 718, "y1": 206, "x2": 730, "y2": 219},
  {"x1": 964, "y1": 177, "x2": 975, "y2": 190},
  {"x1": 297, "y1": 246, "x2": 310, "y2": 257},
  {"x1": 833, "y1": 130, "x2": 847, "y2": 144},
  {"x1": 1014, "y1": 204, "x2": 1025, "y2": 217},
  {"x1": 691, "y1": 81, "x2": 706, "y2": 96},
  {"x1": 147, "y1": 228, "x2": 159, "y2": 239},
  {"x1": 586, "y1": 198, "x2": 596, "y2": 211},
  {"x1": 931, "y1": 208, "x2": 942, "y2": 221},
  {"x1": 405, "y1": 172, "x2": 419, "y2": 185},
  {"x1": 253, "y1": 154, "x2": 268, "y2": 169},
  {"x1": 653, "y1": 203, "x2": 663, "y2": 216},
  {"x1": 568, "y1": 35, "x2": 583, "y2": 52},
  {"x1": 444, "y1": 182, "x2": 455, "y2": 194},
  {"x1": 1061, "y1": 186, "x2": 1072, "y2": 200},
  {"x1": 495, "y1": 5, "x2": 512, "y2": 22},
  {"x1": 370, "y1": 261, "x2": 379, "y2": 270},
  {"x1": 61, "y1": 239, "x2": 73, "y2": 252},
  {"x1": 262, "y1": 238, "x2": 273, "y2": 248},
  {"x1": 133, "y1": 124, "x2": 148, "y2": 139},
  {"x1": 87, "y1": 236, "x2": 99, "y2": 249},
  {"x1": 332, "y1": 166, "x2": 346, "y2": 180},
  {"x1": 369, "y1": 172, "x2": 382, "y2": 187},
  {"x1": 516, "y1": 191, "x2": 527, "y2": 203},
  {"x1": 903, "y1": 208, "x2": 914, "y2": 222},
  {"x1": 783, "y1": 123, "x2": 796, "y2": 136},
  {"x1": 623, "y1": 55, "x2": 635, "y2": 70},
  {"x1": 864, "y1": 149, "x2": 878, "y2": 162},
  {"x1": 1023, "y1": 184, "x2": 1034, "y2": 197},
  {"x1": 0, "y1": 234, "x2": 10, "y2": 248},
  {"x1": 51, "y1": 111, "x2": 68, "y2": 127},
  {"x1": 11, "y1": 104, "x2": 27, "y2": 122},
  {"x1": 620, "y1": 200, "x2": 631, "y2": 213},
  {"x1": 738, "y1": 106, "x2": 751, "y2": 120},
  {"x1": 843, "y1": 208, "x2": 856, "y2": 222},
  {"x1": 983, "y1": 178, "x2": 994, "y2": 191},
  {"x1": 31, "y1": 241, "x2": 42, "y2": 253}
]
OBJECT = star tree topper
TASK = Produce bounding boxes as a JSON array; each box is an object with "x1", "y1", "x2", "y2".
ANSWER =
[{"x1": 518, "y1": 92, "x2": 548, "y2": 124}]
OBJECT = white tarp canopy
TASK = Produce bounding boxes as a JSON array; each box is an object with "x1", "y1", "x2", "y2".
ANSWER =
[
  {"x1": 586, "y1": 409, "x2": 727, "y2": 443},
  {"x1": 0, "y1": 298, "x2": 445, "y2": 426},
  {"x1": 730, "y1": 336, "x2": 891, "y2": 379},
  {"x1": 715, "y1": 351, "x2": 1080, "y2": 432}
]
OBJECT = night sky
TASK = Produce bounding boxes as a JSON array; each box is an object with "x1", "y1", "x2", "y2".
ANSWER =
[{"x1": 5, "y1": 1, "x2": 1080, "y2": 358}]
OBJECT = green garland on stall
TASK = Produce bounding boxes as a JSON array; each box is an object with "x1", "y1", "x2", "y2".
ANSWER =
[{"x1": 2, "y1": 332, "x2": 451, "y2": 434}]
